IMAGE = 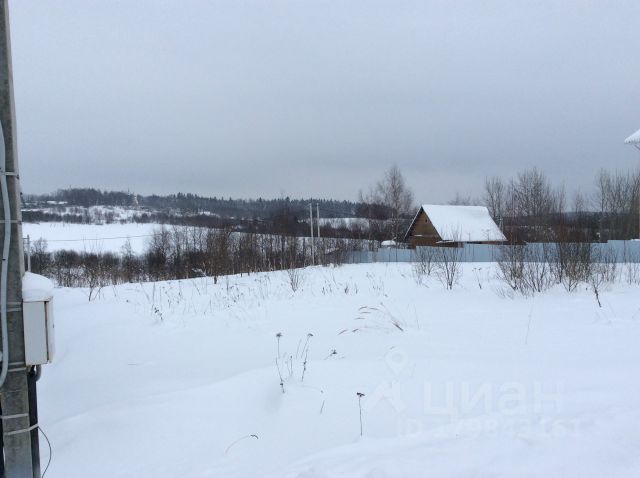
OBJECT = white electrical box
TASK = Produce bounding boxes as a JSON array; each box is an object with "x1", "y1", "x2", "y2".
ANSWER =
[
  {"x1": 23, "y1": 300, "x2": 55, "y2": 365},
  {"x1": 22, "y1": 272, "x2": 55, "y2": 365}
]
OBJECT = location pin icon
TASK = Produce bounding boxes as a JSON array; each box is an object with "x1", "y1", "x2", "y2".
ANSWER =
[{"x1": 386, "y1": 348, "x2": 408, "y2": 376}]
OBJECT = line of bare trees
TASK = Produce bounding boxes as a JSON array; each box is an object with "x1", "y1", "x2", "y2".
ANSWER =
[
  {"x1": 28, "y1": 227, "x2": 373, "y2": 296},
  {"x1": 592, "y1": 169, "x2": 640, "y2": 240},
  {"x1": 483, "y1": 168, "x2": 640, "y2": 242},
  {"x1": 410, "y1": 237, "x2": 639, "y2": 300},
  {"x1": 495, "y1": 241, "x2": 639, "y2": 305},
  {"x1": 357, "y1": 165, "x2": 639, "y2": 245}
]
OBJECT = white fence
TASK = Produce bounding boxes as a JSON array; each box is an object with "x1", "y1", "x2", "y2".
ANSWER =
[{"x1": 344, "y1": 240, "x2": 640, "y2": 264}]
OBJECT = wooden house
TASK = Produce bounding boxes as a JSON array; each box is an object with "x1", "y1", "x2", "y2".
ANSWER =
[{"x1": 404, "y1": 205, "x2": 506, "y2": 248}]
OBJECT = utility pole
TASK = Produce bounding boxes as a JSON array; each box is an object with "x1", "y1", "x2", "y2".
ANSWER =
[
  {"x1": 309, "y1": 203, "x2": 314, "y2": 265},
  {"x1": 24, "y1": 237, "x2": 29, "y2": 273},
  {"x1": 0, "y1": 1, "x2": 40, "y2": 477},
  {"x1": 635, "y1": 145, "x2": 640, "y2": 240},
  {"x1": 316, "y1": 204, "x2": 320, "y2": 264}
]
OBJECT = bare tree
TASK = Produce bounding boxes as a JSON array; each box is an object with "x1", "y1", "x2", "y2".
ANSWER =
[
  {"x1": 435, "y1": 247, "x2": 462, "y2": 290},
  {"x1": 286, "y1": 267, "x2": 304, "y2": 292},
  {"x1": 588, "y1": 247, "x2": 618, "y2": 307},
  {"x1": 483, "y1": 176, "x2": 506, "y2": 222},
  {"x1": 497, "y1": 244, "x2": 555, "y2": 296},
  {"x1": 503, "y1": 168, "x2": 564, "y2": 242},
  {"x1": 30, "y1": 238, "x2": 51, "y2": 276},
  {"x1": 623, "y1": 250, "x2": 640, "y2": 285},
  {"x1": 413, "y1": 246, "x2": 435, "y2": 276},
  {"x1": 496, "y1": 244, "x2": 526, "y2": 292},
  {"x1": 146, "y1": 226, "x2": 171, "y2": 280},
  {"x1": 593, "y1": 169, "x2": 640, "y2": 240},
  {"x1": 121, "y1": 239, "x2": 138, "y2": 283},
  {"x1": 411, "y1": 246, "x2": 436, "y2": 285},
  {"x1": 515, "y1": 169, "x2": 560, "y2": 222},
  {"x1": 434, "y1": 232, "x2": 463, "y2": 290},
  {"x1": 362, "y1": 165, "x2": 414, "y2": 241},
  {"x1": 551, "y1": 241, "x2": 592, "y2": 292},
  {"x1": 521, "y1": 244, "x2": 555, "y2": 294},
  {"x1": 82, "y1": 252, "x2": 107, "y2": 301}
]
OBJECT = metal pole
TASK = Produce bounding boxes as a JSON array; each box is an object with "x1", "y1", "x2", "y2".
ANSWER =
[
  {"x1": 634, "y1": 144, "x2": 640, "y2": 239},
  {"x1": 316, "y1": 204, "x2": 320, "y2": 264},
  {"x1": 0, "y1": 2, "x2": 39, "y2": 476},
  {"x1": 309, "y1": 203, "x2": 314, "y2": 265},
  {"x1": 25, "y1": 236, "x2": 29, "y2": 273}
]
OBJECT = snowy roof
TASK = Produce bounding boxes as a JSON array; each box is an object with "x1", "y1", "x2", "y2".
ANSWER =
[
  {"x1": 624, "y1": 128, "x2": 640, "y2": 145},
  {"x1": 22, "y1": 272, "x2": 54, "y2": 302},
  {"x1": 408, "y1": 205, "x2": 506, "y2": 242}
]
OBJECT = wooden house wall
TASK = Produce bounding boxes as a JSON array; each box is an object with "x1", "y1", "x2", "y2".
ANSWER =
[{"x1": 407, "y1": 210, "x2": 442, "y2": 247}]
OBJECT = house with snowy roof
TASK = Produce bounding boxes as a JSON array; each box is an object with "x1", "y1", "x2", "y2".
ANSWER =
[
  {"x1": 403, "y1": 205, "x2": 507, "y2": 248},
  {"x1": 624, "y1": 127, "x2": 640, "y2": 147}
]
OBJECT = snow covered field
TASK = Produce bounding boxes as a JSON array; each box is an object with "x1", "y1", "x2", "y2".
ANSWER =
[
  {"x1": 22, "y1": 222, "x2": 164, "y2": 254},
  {"x1": 38, "y1": 263, "x2": 640, "y2": 477}
]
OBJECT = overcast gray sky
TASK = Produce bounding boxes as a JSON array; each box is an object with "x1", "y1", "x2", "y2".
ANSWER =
[{"x1": 8, "y1": 0, "x2": 640, "y2": 202}]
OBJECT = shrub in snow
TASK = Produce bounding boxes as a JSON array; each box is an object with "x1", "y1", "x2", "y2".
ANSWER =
[
  {"x1": 588, "y1": 248, "x2": 618, "y2": 308},
  {"x1": 623, "y1": 252, "x2": 640, "y2": 285},
  {"x1": 275, "y1": 332, "x2": 315, "y2": 393},
  {"x1": 286, "y1": 267, "x2": 305, "y2": 292},
  {"x1": 412, "y1": 247, "x2": 435, "y2": 285},
  {"x1": 549, "y1": 242, "x2": 593, "y2": 292},
  {"x1": 434, "y1": 246, "x2": 462, "y2": 290},
  {"x1": 496, "y1": 244, "x2": 554, "y2": 296}
]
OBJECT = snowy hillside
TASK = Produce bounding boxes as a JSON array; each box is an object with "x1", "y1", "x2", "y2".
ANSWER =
[{"x1": 38, "y1": 264, "x2": 640, "y2": 477}]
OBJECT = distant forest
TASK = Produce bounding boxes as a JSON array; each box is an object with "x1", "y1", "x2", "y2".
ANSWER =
[
  {"x1": 22, "y1": 188, "x2": 385, "y2": 239},
  {"x1": 23, "y1": 188, "x2": 361, "y2": 217}
]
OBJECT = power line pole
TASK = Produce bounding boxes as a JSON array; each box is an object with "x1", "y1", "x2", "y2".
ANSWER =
[
  {"x1": 309, "y1": 203, "x2": 314, "y2": 265},
  {"x1": 636, "y1": 145, "x2": 640, "y2": 240},
  {"x1": 316, "y1": 203, "x2": 320, "y2": 265},
  {"x1": 0, "y1": 1, "x2": 40, "y2": 476},
  {"x1": 24, "y1": 237, "x2": 29, "y2": 273}
]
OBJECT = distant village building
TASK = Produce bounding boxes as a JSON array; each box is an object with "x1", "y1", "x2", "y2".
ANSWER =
[{"x1": 404, "y1": 205, "x2": 506, "y2": 248}]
